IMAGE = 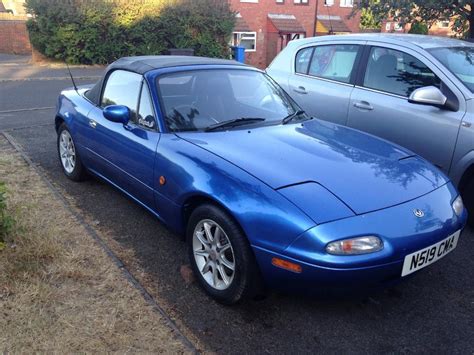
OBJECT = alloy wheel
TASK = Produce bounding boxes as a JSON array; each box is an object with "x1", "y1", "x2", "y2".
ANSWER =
[
  {"x1": 59, "y1": 130, "x2": 76, "y2": 174},
  {"x1": 192, "y1": 219, "x2": 236, "y2": 290}
]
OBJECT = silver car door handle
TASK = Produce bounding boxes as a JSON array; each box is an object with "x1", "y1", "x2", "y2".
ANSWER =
[
  {"x1": 293, "y1": 86, "x2": 308, "y2": 95},
  {"x1": 353, "y1": 101, "x2": 374, "y2": 111},
  {"x1": 89, "y1": 119, "x2": 97, "y2": 128}
]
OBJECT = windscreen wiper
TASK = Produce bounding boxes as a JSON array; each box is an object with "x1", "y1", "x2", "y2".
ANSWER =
[
  {"x1": 282, "y1": 110, "x2": 307, "y2": 125},
  {"x1": 205, "y1": 117, "x2": 266, "y2": 132}
]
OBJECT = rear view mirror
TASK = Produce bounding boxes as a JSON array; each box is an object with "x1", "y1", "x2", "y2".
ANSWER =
[
  {"x1": 408, "y1": 86, "x2": 447, "y2": 108},
  {"x1": 103, "y1": 105, "x2": 130, "y2": 125}
]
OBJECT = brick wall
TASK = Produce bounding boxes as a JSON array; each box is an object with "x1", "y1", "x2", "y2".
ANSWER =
[
  {"x1": 316, "y1": 2, "x2": 360, "y2": 34},
  {"x1": 230, "y1": 0, "x2": 317, "y2": 68},
  {"x1": 0, "y1": 15, "x2": 31, "y2": 55}
]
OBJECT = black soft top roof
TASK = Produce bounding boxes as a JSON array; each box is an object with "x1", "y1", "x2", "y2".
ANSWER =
[{"x1": 85, "y1": 55, "x2": 246, "y2": 105}]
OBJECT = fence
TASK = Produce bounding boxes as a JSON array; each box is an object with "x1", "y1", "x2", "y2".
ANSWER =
[{"x1": 0, "y1": 13, "x2": 31, "y2": 55}]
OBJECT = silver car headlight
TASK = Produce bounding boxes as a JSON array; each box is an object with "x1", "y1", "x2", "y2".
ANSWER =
[
  {"x1": 452, "y1": 195, "x2": 464, "y2": 217},
  {"x1": 326, "y1": 236, "x2": 383, "y2": 255}
]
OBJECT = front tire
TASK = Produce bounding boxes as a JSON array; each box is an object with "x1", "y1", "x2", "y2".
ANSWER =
[
  {"x1": 461, "y1": 178, "x2": 474, "y2": 226},
  {"x1": 187, "y1": 204, "x2": 262, "y2": 305},
  {"x1": 57, "y1": 123, "x2": 86, "y2": 181}
]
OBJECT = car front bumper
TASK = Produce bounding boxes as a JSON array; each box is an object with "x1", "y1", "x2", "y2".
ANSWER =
[{"x1": 252, "y1": 182, "x2": 467, "y2": 294}]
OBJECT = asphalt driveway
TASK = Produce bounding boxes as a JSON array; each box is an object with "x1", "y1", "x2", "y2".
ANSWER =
[{"x1": 1, "y1": 56, "x2": 473, "y2": 353}]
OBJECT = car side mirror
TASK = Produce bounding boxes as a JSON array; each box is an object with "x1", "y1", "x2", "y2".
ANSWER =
[
  {"x1": 408, "y1": 86, "x2": 447, "y2": 109},
  {"x1": 103, "y1": 105, "x2": 130, "y2": 125}
]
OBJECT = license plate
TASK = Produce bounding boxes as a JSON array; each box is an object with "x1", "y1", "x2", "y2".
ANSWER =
[{"x1": 401, "y1": 230, "x2": 461, "y2": 277}]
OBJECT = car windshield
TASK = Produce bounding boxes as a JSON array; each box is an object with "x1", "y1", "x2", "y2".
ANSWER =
[
  {"x1": 429, "y1": 46, "x2": 474, "y2": 93},
  {"x1": 157, "y1": 69, "x2": 300, "y2": 132}
]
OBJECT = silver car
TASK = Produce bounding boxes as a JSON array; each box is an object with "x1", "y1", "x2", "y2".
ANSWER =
[{"x1": 267, "y1": 33, "x2": 474, "y2": 222}]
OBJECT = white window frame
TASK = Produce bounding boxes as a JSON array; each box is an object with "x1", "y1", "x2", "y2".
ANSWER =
[
  {"x1": 324, "y1": 0, "x2": 334, "y2": 5},
  {"x1": 339, "y1": 0, "x2": 353, "y2": 7},
  {"x1": 240, "y1": 0, "x2": 258, "y2": 2},
  {"x1": 232, "y1": 32, "x2": 257, "y2": 52},
  {"x1": 294, "y1": 0, "x2": 309, "y2": 4}
]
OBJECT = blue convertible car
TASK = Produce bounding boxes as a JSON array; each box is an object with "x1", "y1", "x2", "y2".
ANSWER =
[{"x1": 56, "y1": 56, "x2": 466, "y2": 304}]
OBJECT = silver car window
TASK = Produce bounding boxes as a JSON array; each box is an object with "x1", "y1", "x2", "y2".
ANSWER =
[
  {"x1": 307, "y1": 44, "x2": 360, "y2": 83},
  {"x1": 295, "y1": 47, "x2": 314, "y2": 74},
  {"x1": 364, "y1": 47, "x2": 441, "y2": 97}
]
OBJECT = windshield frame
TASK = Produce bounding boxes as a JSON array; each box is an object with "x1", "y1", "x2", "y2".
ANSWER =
[
  {"x1": 428, "y1": 46, "x2": 474, "y2": 94},
  {"x1": 155, "y1": 67, "x2": 303, "y2": 133}
]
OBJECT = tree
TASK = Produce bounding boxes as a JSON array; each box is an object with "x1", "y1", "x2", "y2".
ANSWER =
[
  {"x1": 409, "y1": 20, "x2": 429, "y2": 34},
  {"x1": 356, "y1": 0, "x2": 474, "y2": 38},
  {"x1": 360, "y1": 8, "x2": 382, "y2": 29}
]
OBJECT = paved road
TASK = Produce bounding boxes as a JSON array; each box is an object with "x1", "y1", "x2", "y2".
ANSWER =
[{"x1": 1, "y1": 59, "x2": 473, "y2": 353}]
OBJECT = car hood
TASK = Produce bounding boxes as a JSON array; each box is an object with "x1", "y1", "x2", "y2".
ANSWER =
[{"x1": 177, "y1": 119, "x2": 448, "y2": 215}]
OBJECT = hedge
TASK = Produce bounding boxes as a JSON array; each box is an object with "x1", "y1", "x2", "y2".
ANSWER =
[{"x1": 25, "y1": 0, "x2": 236, "y2": 64}]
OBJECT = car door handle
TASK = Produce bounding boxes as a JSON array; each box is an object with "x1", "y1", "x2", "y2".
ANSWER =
[
  {"x1": 89, "y1": 119, "x2": 97, "y2": 128},
  {"x1": 293, "y1": 86, "x2": 308, "y2": 95},
  {"x1": 353, "y1": 101, "x2": 374, "y2": 111}
]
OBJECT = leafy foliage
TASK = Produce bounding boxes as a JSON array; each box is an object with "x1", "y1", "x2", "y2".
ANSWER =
[
  {"x1": 25, "y1": 0, "x2": 236, "y2": 64},
  {"x1": 356, "y1": 0, "x2": 473, "y2": 38},
  {"x1": 360, "y1": 8, "x2": 382, "y2": 30},
  {"x1": 409, "y1": 21, "x2": 429, "y2": 35}
]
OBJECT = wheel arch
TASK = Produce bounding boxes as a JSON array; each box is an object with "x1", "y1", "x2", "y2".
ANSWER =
[
  {"x1": 459, "y1": 163, "x2": 474, "y2": 193},
  {"x1": 182, "y1": 193, "x2": 241, "y2": 235},
  {"x1": 55, "y1": 115, "x2": 66, "y2": 132}
]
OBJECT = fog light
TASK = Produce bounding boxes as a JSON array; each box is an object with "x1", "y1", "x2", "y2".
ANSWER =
[
  {"x1": 326, "y1": 236, "x2": 383, "y2": 255},
  {"x1": 452, "y1": 195, "x2": 464, "y2": 216}
]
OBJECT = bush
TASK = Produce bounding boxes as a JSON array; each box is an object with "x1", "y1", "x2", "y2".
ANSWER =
[
  {"x1": 409, "y1": 21, "x2": 429, "y2": 35},
  {"x1": 25, "y1": 0, "x2": 236, "y2": 64}
]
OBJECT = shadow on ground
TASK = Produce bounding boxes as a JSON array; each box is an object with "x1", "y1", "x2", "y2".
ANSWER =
[{"x1": 8, "y1": 124, "x2": 474, "y2": 354}]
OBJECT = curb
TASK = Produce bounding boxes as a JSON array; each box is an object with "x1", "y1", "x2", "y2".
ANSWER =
[{"x1": 0, "y1": 131, "x2": 199, "y2": 354}]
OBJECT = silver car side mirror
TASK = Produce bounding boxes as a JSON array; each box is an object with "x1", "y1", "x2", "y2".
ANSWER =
[{"x1": 408, "y1": 86, "x2": 447, "y2": 108}]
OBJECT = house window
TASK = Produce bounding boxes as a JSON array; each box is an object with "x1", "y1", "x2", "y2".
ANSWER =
[
  {"x1": 324, "y1": 0, "x2": 334, "y2": 5},
  {"x1": 439, "y1": 20, "x2": 450, "y2": 28},
  {"x1": 240, "y1": 0, "x2": 258, "y2": 2},
  {"x1": 276, "y1": 0, "x2": 284, "y2": 3},
  {"x1": 340, "y1": 0, "x2": 353, "y2": 7},
  {"x1": 232, "y1": 32, "x2": 257, "y2": 52},
  {"x1": 294, "y1": 0, "x2": 309, "y2": 4}
]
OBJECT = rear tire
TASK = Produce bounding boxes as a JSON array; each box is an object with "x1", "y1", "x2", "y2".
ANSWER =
[
  {"x1": 187, "y1": 204, "x2": 263, "y2": 305},
  {"x1": 57, "y1": 123, "x2": 86, "y2": 182}
]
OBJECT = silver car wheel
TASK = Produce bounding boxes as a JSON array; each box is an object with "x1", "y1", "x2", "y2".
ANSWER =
[
  {"x1": 193, "y1": 219, "x2": 235, "y2": 291},
  {"x1": 59, "y1": 130, "x2": 76, "y2": 174}
]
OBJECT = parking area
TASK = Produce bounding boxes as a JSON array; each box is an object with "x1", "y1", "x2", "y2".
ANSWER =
[{"x1": 1, "y1": 55, "x2": 473, "y2": 353}]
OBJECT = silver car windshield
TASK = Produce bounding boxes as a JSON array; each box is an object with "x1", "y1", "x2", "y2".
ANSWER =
[
  {"x1": 157, "y1": 69, "x2": 300, "y2": 132},
  {"x1": 429, "y1": 46, "x2": 474, "y2": 93}
]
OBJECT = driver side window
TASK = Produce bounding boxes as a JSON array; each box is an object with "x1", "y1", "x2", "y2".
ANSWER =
[
  {"x1": 135, "y1": 83, "x2": 157, "y2": 130},
  {"x1": 101, "y1": 70, "x2": 142, "y2": 121}
]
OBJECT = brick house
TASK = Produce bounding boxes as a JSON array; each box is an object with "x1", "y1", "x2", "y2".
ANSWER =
[
  {"x1": 315, "y1": 0, "x2": 360, "y2": 35},
  {"x1": 229, "y1": 0, "x2": 318, "y2": 68},
  {"x1": 382, "y1": 19, "x2": 458, "y2": 37}
]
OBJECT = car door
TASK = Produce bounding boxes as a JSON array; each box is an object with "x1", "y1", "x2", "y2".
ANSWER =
[
  {"x1": 347, "y1": 44, "x2": 466, "y2": 173},
  {"x1": 86, "y1": 70, "x2": 161, "y2": 209},
  {"x1": 288, "y1": 41, "x2": 364, "y2": 125}
]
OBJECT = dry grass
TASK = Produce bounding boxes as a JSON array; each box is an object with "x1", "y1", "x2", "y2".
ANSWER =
[{"x1": 0, "y1": 136, "x2": 189, "y2": 353}]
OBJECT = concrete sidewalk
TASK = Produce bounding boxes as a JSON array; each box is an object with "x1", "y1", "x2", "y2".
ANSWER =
[
  {"x1": 0, "y1": 53, "x2": 31, "y2": 64},
  {"x1": 0, "y1": 53, "x2": 104, "y2": 81}
]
